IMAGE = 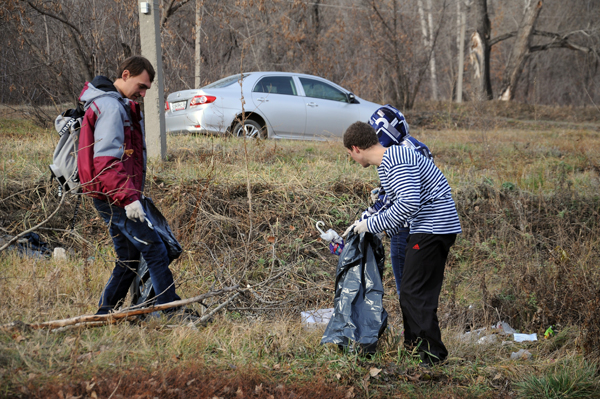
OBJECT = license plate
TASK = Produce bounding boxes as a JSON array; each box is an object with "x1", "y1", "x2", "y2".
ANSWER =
[{"x1": 171, "y1": 101, "x2": 187, "y2": 111}]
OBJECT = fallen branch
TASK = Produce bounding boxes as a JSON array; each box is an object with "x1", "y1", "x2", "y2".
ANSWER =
[
  {"x1": 197, "y1": 292, "x2": 241, "y2": 324},
  {"x1": 0, "y1": 191, "x2": 67, "y2": 253},
  {"x1": 1, "y1": 285, "x2": 239, "y2": 332}
]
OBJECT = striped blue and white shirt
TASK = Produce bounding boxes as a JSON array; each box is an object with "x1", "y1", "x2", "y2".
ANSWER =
[{"x1": 366, "y1": 145, "x2": 462, "y2": 236}]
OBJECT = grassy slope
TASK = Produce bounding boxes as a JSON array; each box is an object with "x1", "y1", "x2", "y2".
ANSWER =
[{"x1": 1, "y1": 108, "x2": 600, "y2": 398}]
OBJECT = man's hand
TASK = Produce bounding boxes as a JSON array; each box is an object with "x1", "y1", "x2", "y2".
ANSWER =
[
  {"x1": 125, "y1": 200, "x2": 146, "y2": 222},
  {"x1": 342, "y1": 221, "x2": 358, "y2": 238},
  {"x1": 353, "y1": 219, "x2": 369, "y2": 235}
]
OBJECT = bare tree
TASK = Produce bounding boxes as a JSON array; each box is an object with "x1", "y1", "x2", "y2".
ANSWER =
[
  {"x1": 455, "y1": 0, "x2": 468, "y2": 102},
  {"x1": 470, "y1": 0, "x2": 599, "y2": 102},
  {"x1": 497, "y1": 0, "x2": 543, "y2": 101},
  {"x1": 469, "y1": 0, "x2": 493, "y2": 100},
  {"x1": 417, "y1": 0, "x2": 439, "y2": 100}
]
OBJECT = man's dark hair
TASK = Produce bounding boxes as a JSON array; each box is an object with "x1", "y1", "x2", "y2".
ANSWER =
[
  {"x1": 117, "y1": 56, "x2": 155, "y2": 83},
  {"x1": 343, "y1": 121, "x2": 379, "y2": 150}
]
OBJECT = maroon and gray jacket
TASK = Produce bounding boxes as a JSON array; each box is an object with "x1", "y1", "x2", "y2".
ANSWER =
[{"x1": 77, "y1": 76, "x2": 146, "y2": 207}]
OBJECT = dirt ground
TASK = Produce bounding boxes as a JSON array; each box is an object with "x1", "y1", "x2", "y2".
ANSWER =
[{"x1": 12, "y1": 364, "x2": 350, "y2": 399}]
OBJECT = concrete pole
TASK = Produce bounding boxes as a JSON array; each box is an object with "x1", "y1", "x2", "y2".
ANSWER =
[{"x1": 138, "y1": 0, "x2": 166, "y2": 160}]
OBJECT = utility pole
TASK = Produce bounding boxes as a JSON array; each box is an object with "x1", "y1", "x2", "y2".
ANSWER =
[{"x1": 138, "y1": 0, "x2": 166, "y2": 160}]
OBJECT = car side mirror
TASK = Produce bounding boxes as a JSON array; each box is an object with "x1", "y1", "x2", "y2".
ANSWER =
[{"x1": 347, "y1": 92, "x2": 357, "y2": 103}]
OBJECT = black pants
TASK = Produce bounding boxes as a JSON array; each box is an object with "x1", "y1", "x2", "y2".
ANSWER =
[{"x1": 400, "y1": 233, "x2": 456, "y2": 365}]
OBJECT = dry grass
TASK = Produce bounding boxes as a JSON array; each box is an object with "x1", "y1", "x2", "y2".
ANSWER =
[{"x1": 1, "y1": 105, "x2": 600, "y2": 397}]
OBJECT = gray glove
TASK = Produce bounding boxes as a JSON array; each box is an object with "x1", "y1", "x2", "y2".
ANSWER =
[
  {"x1": 125, "y1": 200, "x2": 146, "y2": 222},
  {"x1": 353, "y1": 219, "x2": 369, "y2": 235}
]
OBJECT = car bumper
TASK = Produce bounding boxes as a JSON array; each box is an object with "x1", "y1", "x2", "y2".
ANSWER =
[{"x1": 165, "y1": 106, "x2": 231, "y2": 135}]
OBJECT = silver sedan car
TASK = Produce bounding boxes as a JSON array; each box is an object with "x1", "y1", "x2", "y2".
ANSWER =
[{"x1": 165, "y1": 72, "x2": 382, "y2": 140}]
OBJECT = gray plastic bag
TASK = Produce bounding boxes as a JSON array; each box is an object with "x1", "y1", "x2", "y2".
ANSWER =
[{"x1": 321, "y1": 231, "x2": 388, "y2": 354}]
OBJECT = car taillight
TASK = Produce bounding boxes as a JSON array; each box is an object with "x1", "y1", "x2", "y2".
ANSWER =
[
  {"x1": 165, "y1": 101, "x2": 170, "y2": 111},
  {"x1": 189, "y1": 95, "x2": 216, "y2": 107}
]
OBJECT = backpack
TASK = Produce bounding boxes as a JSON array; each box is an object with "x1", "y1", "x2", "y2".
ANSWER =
[{"x1": 49, "y1": 103, "x2": 86, "y2": 197}]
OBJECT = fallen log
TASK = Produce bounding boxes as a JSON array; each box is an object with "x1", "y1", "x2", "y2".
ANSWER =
[{"x1": 1, "y1": 285, "x2": 239, "y2": 332}]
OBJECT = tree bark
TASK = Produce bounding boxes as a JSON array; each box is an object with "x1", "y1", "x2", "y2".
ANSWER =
[
  {"x1": 161, "y1": 0, "x2": 193, "y2": 28},
  {"x1": 498, "y1": 0, "x2": 543, "y2": 101},
  {"x1": 456, "y1": 0, "x2": 467, "y2": 102},
  {"x1": 469, "y1": 0, "x2": 493, "y2": 100},
  {"x1": 195, "y1": 0, "x2": 203, "y2": 88},
  {"x1": 417, "y1": 0, "x2": 439, "y2": 100}
]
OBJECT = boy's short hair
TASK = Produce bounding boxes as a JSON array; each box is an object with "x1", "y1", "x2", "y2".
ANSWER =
[
  {"x1": 343, "y1": 121, "x2": 379, "y2": 150},
  {"x1": 117, "y1": 56, "x2": 156, "y2": 83}
]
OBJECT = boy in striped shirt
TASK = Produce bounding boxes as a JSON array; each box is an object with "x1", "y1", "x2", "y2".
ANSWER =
[{"x1": 343, "y1": 121, "x2": 461, "y2": 366}]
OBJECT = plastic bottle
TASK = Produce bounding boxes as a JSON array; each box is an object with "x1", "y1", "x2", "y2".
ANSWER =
[{"x1": 316, "y1": 221, "x2": 345, "y2": 255}]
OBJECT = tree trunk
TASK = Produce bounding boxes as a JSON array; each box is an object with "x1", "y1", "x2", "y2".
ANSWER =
[
  {"x1": 469, "y1": 0, "x2": 493, "y2": 100},
  {"x1": 498, "y1": 0, "x2": 543, "y2": 101},
  {"x1": 195, "y1": 0, "x2": 203, "y2": 88},
  {"x1": 417, "y1": 0, "x2": 438, "y2": 100},
  {"x1": 456, "y1": 0, "x2": 467, "y2": 102}
]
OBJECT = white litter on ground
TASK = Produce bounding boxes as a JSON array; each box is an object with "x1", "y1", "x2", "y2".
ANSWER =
[
  {"x1": 301, "y1": 308, "x2": 334, "y2": 329},
  {"x1": 514, "y1": 333, "x2": 537, "y2": 342}
]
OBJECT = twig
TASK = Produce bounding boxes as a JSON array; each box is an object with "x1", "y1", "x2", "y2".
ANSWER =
[
  {"x1": 1, "y1": 285, "x2": 239, "y2": 331},
  {"x1": 197, "y1": 292, "x2": 240, "y2": 324},
  {"x1": 0, "y1": 191, "x2": 67, "y2": 253},
  {"x1": 107, "y1": 376, "x2": 122, "y2": 399}
]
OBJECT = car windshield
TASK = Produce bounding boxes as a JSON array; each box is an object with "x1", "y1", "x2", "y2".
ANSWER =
[{"x1": 203, "y1": 74, "x2": 248, "y2": 89}]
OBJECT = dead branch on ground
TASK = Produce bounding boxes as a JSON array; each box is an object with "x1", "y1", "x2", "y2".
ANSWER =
[{"x1": 1, "y1": 285, "x2": 239, "y2": 332}]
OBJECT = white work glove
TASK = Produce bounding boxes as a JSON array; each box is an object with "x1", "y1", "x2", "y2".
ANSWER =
[
  {"x1": 342, "y1": 220, "x2": 358, "y2": 238},
  {"x1": 370, "y1": 187, "x2": 380, "y2": 204},
  {"x1": 125, "y1": 200, "x2": 146, "y2": 222},
  {"x1": 353, "y1": 219, "x2": 369, "y2": 235}
]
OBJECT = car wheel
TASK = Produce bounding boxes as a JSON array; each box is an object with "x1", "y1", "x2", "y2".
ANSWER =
[{"x1": 232, "y1": 119, "x2": 266, "y2": 139}]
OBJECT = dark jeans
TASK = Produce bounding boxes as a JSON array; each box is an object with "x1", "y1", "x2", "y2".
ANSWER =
[
  {"x1": 400, "y1": 233, "x2": 456, "y2": 365},
  {"x1": 390, "y1": 228, "x2": 409, "y2": 301},
  {"x1": 93, "y1": 198, "x2": 180, "y2": 315}
]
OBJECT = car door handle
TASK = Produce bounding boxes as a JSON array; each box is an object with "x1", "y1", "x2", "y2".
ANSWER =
[
  {"x1": 256, "y1": 97, "x2": 269, "y2": 102},
  {"x1": 307, "y1": 102, "x2": 318, "y2": 107}
]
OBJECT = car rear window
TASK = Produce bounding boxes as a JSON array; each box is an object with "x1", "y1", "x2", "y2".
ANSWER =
[
  {"x1": 203, "y1": 74, "x2": 247, "y2": 89},
  {"x1": 253, "y1": 76, "x2": 297, "y2": 96}
]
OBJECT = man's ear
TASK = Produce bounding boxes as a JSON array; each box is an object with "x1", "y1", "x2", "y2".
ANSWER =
[
  {"x1": 351, "y1": 145, "x2": 360, "y2": 153},
  {"x1": 121, "y1": 69, "x2": 130, "y2": 81}
]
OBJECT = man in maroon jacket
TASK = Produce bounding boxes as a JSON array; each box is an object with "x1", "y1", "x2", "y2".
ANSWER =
[{"x1": 78, "y1": 56, "x2": 181, "y2": 315}]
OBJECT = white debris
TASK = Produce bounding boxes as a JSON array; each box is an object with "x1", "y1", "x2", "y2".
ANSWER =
[
  {"x1": 301, "y1": 308, "x2": 334, "y2": 329},
  {"x1": 495, "y1": 321, "x2": 516, "y2": 335},
  {"x1": 477, "y1": 334, "x2": 499, "y2": 345},
  {"x1": 510, "y1": 349, "x2": 533, "y2": 360},
  {"x1": 53, "y1": 247, "x2": 67, "y2": 261},
  {"x1": 514, "y1": 333, "x2": 537, "y2": 342}
]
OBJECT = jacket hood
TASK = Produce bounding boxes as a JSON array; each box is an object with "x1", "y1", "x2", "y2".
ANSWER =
[{"x1": 78, "y1": 76, "x2": 124, "y2": 107}]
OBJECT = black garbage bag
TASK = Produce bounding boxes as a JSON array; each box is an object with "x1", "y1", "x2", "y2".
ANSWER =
[
  {"x1": 15, "y1": 232, "x2": 52, "y2": 258},
  {"x1": 129, "y1": 197, "x2": 182, "y2": 308},
  {"x1": 321, "y1": 231, "x2": 388, "y2": 354},
  {"x1": 129, "y1": 256, "x2": 155, "y2": 307},
  {"x1": 141, "y1": 197, "x2": 183, "y2": 262}
]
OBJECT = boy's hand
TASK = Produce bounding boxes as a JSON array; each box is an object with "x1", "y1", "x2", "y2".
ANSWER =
[
  {"x1": 370, "y1": 187, "x2": 380, "y2": 204},
  {"x1": 353, "y1": 219, "x2": 369, "y2": 235},
  {"x1": 342, "y1": 221, "x2": 358, "y2": 238}
]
